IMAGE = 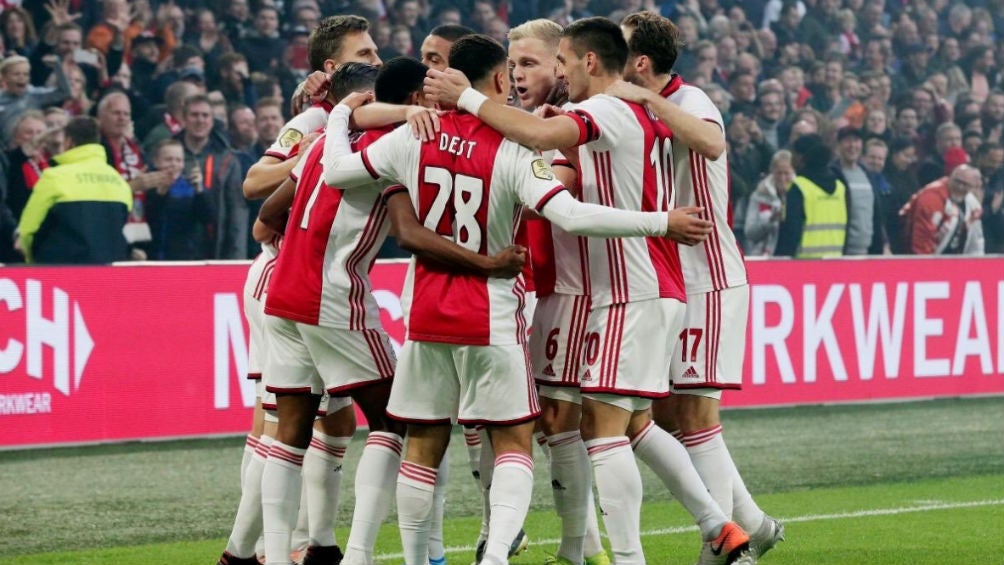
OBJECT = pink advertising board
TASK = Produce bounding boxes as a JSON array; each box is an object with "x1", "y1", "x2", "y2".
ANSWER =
[{"x1": 1, "y1": 257, "x2": 1001, "y2": 448}]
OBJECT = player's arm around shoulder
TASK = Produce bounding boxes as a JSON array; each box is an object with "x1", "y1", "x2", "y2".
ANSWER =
[
  {"x1": 384, "y1": 190, "x2": 525, "y2": 278},
  {"x1": 605, "y1": 80, "x2": 725, "y2": 160}
]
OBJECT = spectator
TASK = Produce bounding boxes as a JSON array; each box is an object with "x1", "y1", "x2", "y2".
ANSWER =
[
  {"x1": 744, "y1": 149, "x2": 795, "y2": 256},
  {"x1": 981, "y1": 90, "x2": 1004, "y2": 145},
  {"x1": 833, "y1": 126, "x2": 877, "y2": 255},
  {"x1": 0, "y1": 6, "x2": 38, "y2": 57},
  {"x1": 862, "y1": 107, "x2": 891, "y2": 143},
  {"x1": 177, "y1": 94, "x2": 247, "y2": 259},
  {"x1": 756, "y1": 89, "x2": 786, "y2": 149},
  {"x1": 961, "y1": 45, "x2": 997, "y2": 104},
  {"x1": 252, "y1": 97, "x2": 284, "y2": 157},
  {"x1": 142, "y1": 80, "x2": 201, "y2": 156},
  {"x1": 150, "y1": 44, "x2": 206, "y2": 105},
  {"x1": 882, "y1": 137, "x2": 920, "y2": 253},
  {"x1": 144, "y1": 138, "x2": 216, "y2": 260},
  {"x1": 84, "y1": 0, "x2": 130, "y2": 55},
  {"x1": 727, "y1": 69, "x2": 757, "y2": 115},
  {"x1": 891, "y1": 104, "x2": 920, "y2": 144},
  {"x1": 390, "y1": 25, "x2": 414, "y2": 57},
  {"x1": 901, "y1": 164, "x2": 984, "y2": 255},
  {"x1": 918, "y1": 123, "x2": 962, "y2": 186},
  {"x1": 15, "y1": 116, "x2": 131, "y2": 264},
  {"x1": 128, "y1": 32, "x2": 162, "y2": 99},
  {"x1": 728, "y1": 111, "x2": 773, "y2": 205},
  {"x1": 186, "y1": 8, "x2": 234, "y2": 78},
  {"x1": 983, "y1": 167, "x2": 1004, "y2": 254},
  {"x1": 220, "y1": 0, "x2": 253, "y2": 45},
  {"x1": 0, "y1": 55, "x2": 71, "y2": 148},
  {"x1": 892, "y1": 43, "x2": 932, "y2": 98},
  {"x1": 0, "y1": 110, "x2": 48, "y2": 227},
  {"x1": 239, "y1": 6, "x2": 285, "y2": 74},
  {"x1": 214, "y1": 53, "x2": 258, "y2": 110},
  {"x1": 860, "y1": 137, "x2": 893, "y2": 253},
  {"x1": 776, "y1": 134, "x2": 848, "y2": 258},
  {"x1": 975, "y1": 142, "x2": 1004, "y2": 187}
]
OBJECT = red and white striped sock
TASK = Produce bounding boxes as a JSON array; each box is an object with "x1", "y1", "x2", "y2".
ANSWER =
[
  {"x1": 225, "y1": 435, "x2": 270, "y2": 558},
  {"x1": 631, "y1": 422, "x2": 727, "y2": 540},
  {"x1": 397, "y1": 460, "x2": 438, "y2": 565},
  {"x1": 342, "y1": 432, "x2": 403, "y2": 565},
  {"x1": 463, "y1": 426, "x2": 483, "y2": 481},
  {"x1": 261, "y1": 441, "x2": 305, "y2": 565},
  {"x1": 303, "y1": 431, "x2": 350, "y2": 547},
  {"x1": 483, "y1": 451, "x2": 535, "y2": 565},
  {"x1": 587, "y1": 436, "x2": 644, "y2": 565}
]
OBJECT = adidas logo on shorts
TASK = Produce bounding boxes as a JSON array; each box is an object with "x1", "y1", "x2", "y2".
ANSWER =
[
  {"x1": 683, "y1": 366, "x2": 700, "y2": 379},
  {"x1": 542, "y1": 364, "x2": 555, "y2": 377},
  {"x1": 581, "y1": 370, "x2": 593, "y2": 383}
]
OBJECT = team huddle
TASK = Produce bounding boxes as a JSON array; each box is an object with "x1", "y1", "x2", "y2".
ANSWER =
[{"x1": 218, "y1": 12, "x2": 783, "y2": 565}]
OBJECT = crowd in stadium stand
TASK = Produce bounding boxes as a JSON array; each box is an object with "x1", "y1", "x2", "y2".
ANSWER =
[{"x1": 0, "y1": 0, "x2": 1002, "y2": 264}]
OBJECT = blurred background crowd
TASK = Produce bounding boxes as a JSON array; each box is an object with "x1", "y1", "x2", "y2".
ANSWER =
[{"x1": 0, "y1": 0, "x2": 1002, "y2": 264}]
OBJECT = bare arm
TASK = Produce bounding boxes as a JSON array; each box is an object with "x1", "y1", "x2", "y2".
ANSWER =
[
  {"x1": 386, "y1": 191, "x2": 525, "y2": 278},
  {"x1": 243, "y1": 156, "x2": 297, "y2": 199},
  {"x1": 606, "y1": 80, "x2": 725, "y2": 160},
  {"x1": 258, "y1": 177, "x2": 295, "y2": 235}
]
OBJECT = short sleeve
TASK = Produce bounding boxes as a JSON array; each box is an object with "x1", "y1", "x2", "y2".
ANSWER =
[
  {"x1": 565, "y1": 95, "x2": 629, "y2": 148},
  {"x1": 674, "y1": 87, "x2": 724, "y2": 129},
  {"x1": 506, "y1": 141, "x2": 567, "y2": 212},
  {"x1": 265, "y1": 106, "x2": 328, "y2": 161},
  {"x1": 357, "y1": 123, "x2": 415, "y2": 183},
  {"x1": 290, "y1": 147, "x2": 308, "y2": 182}
]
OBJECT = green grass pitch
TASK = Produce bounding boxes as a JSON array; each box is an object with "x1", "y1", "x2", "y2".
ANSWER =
[{"x1": 1, "y1": 396, "x2": 1002, "y2": 565}]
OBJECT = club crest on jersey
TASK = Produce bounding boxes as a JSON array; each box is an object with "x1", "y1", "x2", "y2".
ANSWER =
[
  {"x1": 531, "y1": 158, "x2": 554, "y2": 181},
  {"x1": 278, "y1": 128, "x2": 304, "y2": 148}
]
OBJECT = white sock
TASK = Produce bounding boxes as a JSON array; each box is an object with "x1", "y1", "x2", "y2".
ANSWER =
[
  {"x1": 584, "y1": 487, "x2": 605, "y2": 558},
  {"x1": 483, "y1": 452, "x2": 534, "y2": 565},
  {"x1": 535, "y1": 430, "x2": 552, "y2": 463},
  {"x1": 261, "y1": 441, "x2": 305, "y2": 565},
  {"x1": 430, "y1": 453, "x2": 450, "y2": 562},
  {"x1": 586, "y1": 437, "x2": 644, "y2": 565},
  {"x1": 631, "y1": 422, "x2": 727, "y2": 540},
  {"x1": 240, "y1": 435, "x2": 258, "y2": 486},
  {"x1": 397, "y1": 461, "x2": 438, "y2": 565},
  {"x1": 303, "y1": 431, "x2": 350, "y2": 547},
  {"x1": 291, "y1": 477, "x2": 309, "y2": 553},
  {"x1": 476, "y1": 427, "x2": 495, "y2": 542},
  {"x1": 463, "y1": 426, "x2": 483, "y2": 481},
  {"x1": 731, "y1": 465, "x2": 765, "y2": 533},
  {"x1": 548, "y1": 431, "x2": 590, "y2": 564},
  {"x1": 226, "y1": 435, "x2": 270, "y2": 558},
  {"x1": 681, "y1": 425, "x2": 734, "y2": 516},
  {"x1": 342, "y1": 432, "x2": 403, "y2": 565}
]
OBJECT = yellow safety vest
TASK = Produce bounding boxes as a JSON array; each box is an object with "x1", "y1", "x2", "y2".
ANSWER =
[{"x1": 793, "y1": 176, "x2": 847, "y2": 258}]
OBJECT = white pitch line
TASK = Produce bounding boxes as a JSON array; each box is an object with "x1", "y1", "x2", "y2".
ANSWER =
[{"x1": 374, "y1": 498, "x2": 1004, "y2": 561}]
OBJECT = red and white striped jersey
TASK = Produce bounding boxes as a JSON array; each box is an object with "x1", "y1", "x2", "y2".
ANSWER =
[
  {"x1": 342, "y1": 111, "x2": 567, "y2": 346},
  {"x1": 264, "y1": 129, "x2": 392, "y2": 329},
  {"x1": 564, "y1": 94, "x2": 686, "y2": 308},
  {"x1": 527, "y1": 150, "x2": 588, "y2": 298},
  {"x1": 244, "y1": 236, "x2": 281, "y2": 304},
  {"x1": 661, "y1": 76, "x2": 748, "y2": 293},
  {"x1": 264, "y1": 101, "x2": 334, "y2": 161}
]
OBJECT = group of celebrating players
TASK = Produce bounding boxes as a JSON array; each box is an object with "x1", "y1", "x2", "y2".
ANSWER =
[{"x1": 216, "y1": 10, "x2": 785, "y2": 565}]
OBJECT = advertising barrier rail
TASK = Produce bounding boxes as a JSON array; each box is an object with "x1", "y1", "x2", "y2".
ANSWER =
[{"x1": 1, "y1": 257, "x2": 1002, "y2": 448}]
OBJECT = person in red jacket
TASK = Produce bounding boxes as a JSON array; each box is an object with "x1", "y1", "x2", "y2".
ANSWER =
[{"x1": 902, "y1": 162, "x2": 985, "y2": 255}]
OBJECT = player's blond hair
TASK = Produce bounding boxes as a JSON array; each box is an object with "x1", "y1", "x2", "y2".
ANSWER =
[{"x1": 508, "y1": 18, "x2": 562, "y2": 48}]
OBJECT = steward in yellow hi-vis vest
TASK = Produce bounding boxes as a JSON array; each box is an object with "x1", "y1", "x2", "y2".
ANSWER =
[
  {"x1": 774, "y1": 134, "x2": 848, "y2": 258},
  {"x1": 16, "y1": 117, "x2": 131, "y2": 264},
  {"x1": 793, "y1": 176, "x2": 847, "y2": 258}
]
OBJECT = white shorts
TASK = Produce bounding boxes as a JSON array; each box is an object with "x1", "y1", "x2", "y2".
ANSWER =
[
  {"x1": 264, "y1": 315, "x2": 396, "y2": 396},
  {"x1": 530, "y1": 294, "x2": 590, "y2": 387},
  {"x1": 579, "y1": 298, "x2": 686, "y2": 398},
  {"x1": 539, "y1": 384, "x2": 581, "y2": 405},
  {"x1": 670, "y1": 286, "x2": 749, "y2": 393},
  {"x1": 261, "y1": 392, "x2": 353, "y2": 419},
  {"x1": 243, "y1": 254, "x2": 273, "y2": 380},
  {"x1": 387, "y1": 340, "x2": 540, "y2": 426}
]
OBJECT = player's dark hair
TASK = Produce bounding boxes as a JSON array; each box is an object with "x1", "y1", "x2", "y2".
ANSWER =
[
  {"x1": 376, "y1": 57, "x2": 428, "y2": 104},
  {"x1": 448, "y1": 34, "x2": 507, "y2": 86},
  {"x1": 561, "y1": 17, "x2": 628, "y2": 75},
  {"x1": 621, "y1": 12, "x2": 679, "y2": 75},
  {"x1": 429, "y1": 23, "x2": 476, "y2": 42},
  {"x1": 308, "y1": 15, "x2": 370, "y2": 72},
  {"x1": 64, "y1": 116, "x2": 100, "y2": 146},
  {"x1": 330, "y1": 62, "x2": 380, "y2": 102}
]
